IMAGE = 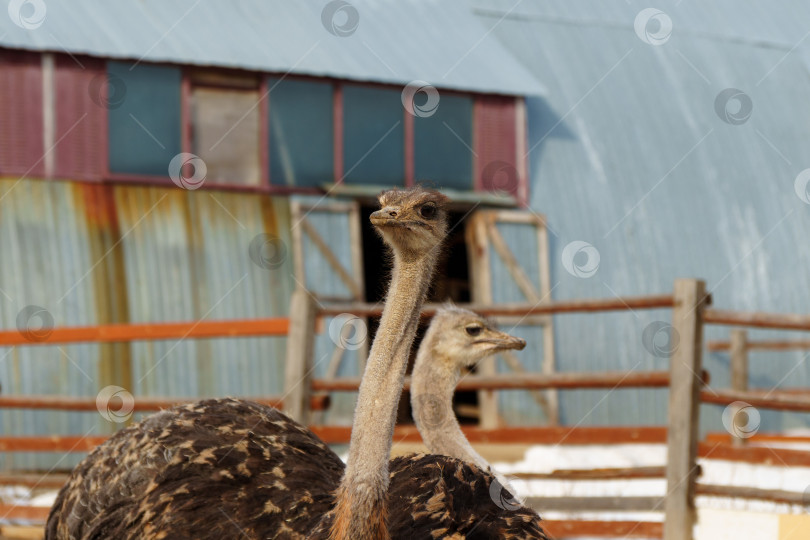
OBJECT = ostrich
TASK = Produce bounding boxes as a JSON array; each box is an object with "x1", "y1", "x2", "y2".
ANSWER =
[
  {"x1": 410, "y1": 304, "x2": 526, "y2": 481},
  {"x1": 47, "y1": 187, "x2": 547, "y2": 539}
]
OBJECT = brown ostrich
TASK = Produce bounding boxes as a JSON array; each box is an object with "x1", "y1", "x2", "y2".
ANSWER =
[{"x1": 46, "y1": 187, "x2": 547, "y2": 539}]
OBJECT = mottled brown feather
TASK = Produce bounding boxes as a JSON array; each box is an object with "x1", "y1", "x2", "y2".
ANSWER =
[{"x1": 47, "y1": 400, "x2": 547, "y2": 539}]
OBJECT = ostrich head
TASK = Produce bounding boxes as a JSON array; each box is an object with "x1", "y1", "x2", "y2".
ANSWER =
[
  {"x1": 423, "y1": 304, "x2": 527, "y2": 371},
  {"x1": 370, "y1": 186, "x2": 449, "y2": 256}
]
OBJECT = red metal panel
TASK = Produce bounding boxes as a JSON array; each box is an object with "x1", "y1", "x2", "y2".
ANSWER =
[
  {"x1": 0, "y1": 50, "x2": 44, "y2": 176},
  {"x1": 54, "y1": 55, "x2": 107, "y2": 180},
  {"x1": 333, "y1": 84, "x2": 344, "y2": 183},
  {"x1": 474, "y1": 95, "x2": 520, "y2": 198}
]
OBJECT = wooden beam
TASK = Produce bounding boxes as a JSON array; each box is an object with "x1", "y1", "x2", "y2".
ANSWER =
[
  {"x1": 0, "y1": 436, "x2": 107, "y2": 452},
  {"x1": 701, "y1": 389, "x2": 810, "y2": 412},
  {"x1": 664, "y1": 279, "x2": 708, "y2": 540},
  {"x1": 319, "y1": 295, "x2": 676, "y2": 318},
  {"x1": 0, "y1": 505, "x2": 50, "y2": 522},
  {"x1": 0, "y1": 472, "x2": 69, "y2": 488},
  {"x1": 0, "y1": 318, "x2": 290, "y2": 346},
  {"x1": 708, "y1": 339, "x2": 810, "y2": 352},
  {"x1": 283, "y1": 289, "x2": 318, "y2": 424},
  {"x1": 311, "y1": 370, "x2": 701, "y2": 392},
  {"x1": 527, "y1": 496, "x2": 663, "y2": 512},
  {"x1": 541, "y1": 520, "x2": 662, "y2": 539},
  {"x1": 311, "y1": 425, "x2": 669, "y2": 445},
  {"x1": 0, "y1": 524, "x2": 45, "y2": 539},
  {"x1": 704, "y1": 308, "x2": 810, "y2": 331},
  {"x1": 0, "y1": 394, "x2": 329, "y2": 412},
  {"x1": 466, "y1": 211, "x2": 498, "y2": 429},
  {"x1": 0, "y1": 425, "x2": 668, "y2": 453},
  {"x1": 696, "y1": 484, "x2": 810, "y2": 506},
  {"x1": 514, "y1": 466, "x2": 668, "y2": 481},
  {"x1": 699, "y1": 442, "x2": 810, "y2": 467},
  {"x1": 705, "y1": 431, "x2": 810, "y2": 445},
  {"x1": 729, "y1": 329, "x2": 748, "y2": 447}
]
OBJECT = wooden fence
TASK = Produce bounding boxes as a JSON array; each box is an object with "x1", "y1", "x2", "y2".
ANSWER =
[{"x1": 1, "y1": 279, "x2": 809, "y2": 539}]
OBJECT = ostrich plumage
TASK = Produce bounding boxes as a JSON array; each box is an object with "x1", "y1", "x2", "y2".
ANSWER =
[{"x1": 47, "y1": 399, "x2": 547, "y2": 539}]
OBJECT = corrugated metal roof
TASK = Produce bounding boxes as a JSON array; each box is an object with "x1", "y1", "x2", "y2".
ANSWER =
[
  {"x1": 474, "y1": 0, "x2": 810, "y2": 431},
  {"x1": 0, "y1": 0, "x2": 544, "y2": 96}
]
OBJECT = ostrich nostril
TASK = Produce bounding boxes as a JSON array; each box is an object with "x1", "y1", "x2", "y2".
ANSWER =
[{"x1": 388, "y1": 210, "x2": 397, "y2": 217}]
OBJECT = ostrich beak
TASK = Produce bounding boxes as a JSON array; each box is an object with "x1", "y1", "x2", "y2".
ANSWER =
[
  {"x1": 370, "y1": 207, "x2": 402, "y2": 227},
  {"x1": 475, "y1": 331, "x2": 527, "y2": 351}
]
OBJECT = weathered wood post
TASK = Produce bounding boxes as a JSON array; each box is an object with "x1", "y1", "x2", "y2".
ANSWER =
[
  {"x1": 729, "y1": 329, "x2": 749, "y2": 447},
  {"x1": 664, "y1": 279, "x2": 709, "y2": 540},
  {"x1": 283, "y1": 288, "x2": 318, "y2": 425}
]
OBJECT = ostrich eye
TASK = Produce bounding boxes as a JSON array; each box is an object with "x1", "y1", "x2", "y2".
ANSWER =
[
  {"x1": 419, "y1": 203, "x2": 437, "y2": 220},
  {"x1": 465, "y1": 326, "x2": 482, "y2": 337}
]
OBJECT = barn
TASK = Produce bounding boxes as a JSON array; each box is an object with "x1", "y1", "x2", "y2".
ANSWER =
[{"x1": 1, "y1": 1, "x2": 810, "y2": 538}]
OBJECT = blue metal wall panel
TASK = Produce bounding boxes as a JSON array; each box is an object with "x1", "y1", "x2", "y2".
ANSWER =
[{"x1": 476, "y1": 2, "x2": 810, "y2": 431}]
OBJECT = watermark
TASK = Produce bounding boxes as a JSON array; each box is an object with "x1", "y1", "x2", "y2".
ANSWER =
[
  {"x1": 794, "y1": 169, "x2": 810, "y2": 204},
  {"x1": 321, "y1": 0, "x2": 359, "y2": 37},
  {"x1": 328, "y1": 314, "x2": 367, "y2": 351},
  {"x1": 482, "y1": 160, "x2": 518, "y2": 196},
  {"x1": 96, "y1": 385, "x2": 135, "y2": 423},
  {"x1": 642, "y1": 321, "x2": 680, "y2": 358},
  {"x1": 8, "y1": 0, "x2": 46, "y2": 30},
  {"x1": 721, "y1": 401, "x2": 760, "y2": 439},
  {"x1": 248, "y1": 234, "x2": 288, "y2": 270},
  {"x1": 168, "y1": 153, "x2": 207, "y2": 190},
  {"x1": 714, "y1": 88, "x2": 753, "y2": 125},
  {"x1": 16, "y1": 305, "x2": 54, "y2": 342},
  {"x1": 562, "y1": 241, "x2": 600, "y2": 278},
  {"x1": 88, "y1": 73, "x2": 127, "y2": 109},
  {"x1": 489, "y1": 474, "x2": 523, "y2": 511},
  {"x1": 634, "y1": 8, "x2": 672, "y2": 46},
  {"x1": 401, "y1": 81, "x2": 440, "y2": 118}
]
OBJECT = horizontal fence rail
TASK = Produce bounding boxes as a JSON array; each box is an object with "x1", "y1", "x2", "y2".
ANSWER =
[
  {"x1": 704, "y1": 308, "x2": 810, "y2": 331},
  {"x1": 701, "y1": 389, "x2": 810, "y2": 412},
  {"x1": 0, "y1": 318, "x2": 290, "y2": 346},
  {"x1": 318, "y1": 294, "x2": 676, "y2": 318},
  {"x1": 0, "y1": 394, "x2": 329, "y2": 412},
  {"x1": 707, "y1": 339, "x2": 810, "y2": 351},
  {"x1": 311, "y1": 370, "x2": 709, "y2": 392}
]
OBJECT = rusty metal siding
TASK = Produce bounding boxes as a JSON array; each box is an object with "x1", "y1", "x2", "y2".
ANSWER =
[
  {"x1": 0, "y1": 179, "x2": 100, "y2": 469},
  {"x1": 0, "y1": 180, "x2": 297, "y2": 469},
  {"x1": 113, "y1": 186, "x2": 293, "y2": 400}
]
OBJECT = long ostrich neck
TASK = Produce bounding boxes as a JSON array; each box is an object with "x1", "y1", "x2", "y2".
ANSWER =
[
  {"x1": 410, "y1": 342, "x2": 490, "y2": 473},
  {"x1": 330, "y1": 247, "x2": 438, "y2": 539}
]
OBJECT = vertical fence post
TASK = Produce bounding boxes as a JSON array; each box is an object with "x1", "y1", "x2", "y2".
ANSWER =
[
  {"x1": 664, "y1": 279, "x2": 709, "y2": 540},
  {"x1": 729, "y1": 329, "x2": 748, "y2": 446},
  {"x1": 284, "y1": 288, "x2": 318, "y2": 425}
]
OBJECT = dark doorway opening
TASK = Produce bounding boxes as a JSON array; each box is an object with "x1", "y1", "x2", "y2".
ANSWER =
[{"x1": 359, "y1": 206, "x2": 480, "y2": 427}]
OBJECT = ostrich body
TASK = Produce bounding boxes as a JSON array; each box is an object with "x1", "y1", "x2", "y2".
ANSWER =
[{"x1": 47, "y1": 188, "x2": 547, "y2": 539}]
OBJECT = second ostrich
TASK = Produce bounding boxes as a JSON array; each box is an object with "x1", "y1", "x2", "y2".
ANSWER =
[{"x1": 410, "y1": 304, "x2": 526, "y2": 478}]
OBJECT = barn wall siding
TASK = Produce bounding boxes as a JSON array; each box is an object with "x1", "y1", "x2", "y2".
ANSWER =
[
  {"x1": 0, "y1": 179, "x2": 295, "y2": 468},
  {"x1": 476, "y1": 1, "x2": 810, "y2": 432}
]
